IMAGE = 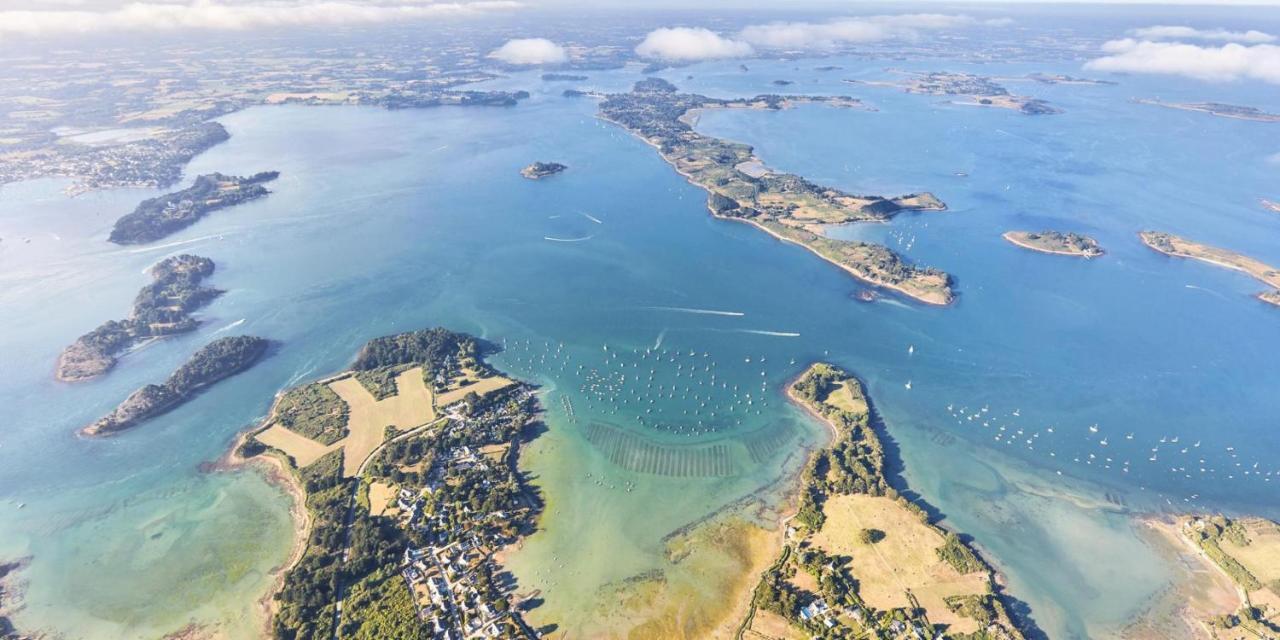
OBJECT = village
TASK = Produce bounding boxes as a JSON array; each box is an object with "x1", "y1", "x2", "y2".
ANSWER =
[{"x1": 244, "y1": 328, "x2": 546, "y2": 640}]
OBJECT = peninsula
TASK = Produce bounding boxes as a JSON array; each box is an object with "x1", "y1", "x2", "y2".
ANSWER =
[
  {"x1": 108, "y1": 171, "x2": 279, "y2": 245},
  {"x1": 599, "y1": 79, "x2": 954, "y2": 305},
  {"x1": 848, "y1": 70, "x2": 1062, "y2": 115},
  {"x1": 1140, "y1": 231, "x2": 1280, "y2": 307},
  {"x1": 83, "y1": 335, "x2": 268, "y2": 436},
  {"x1": 57, "y1": 254, "x2": 222, "y2": 382},
  {"x1": 1003, "y1": 230, "x2": 1103, "y2": 257},
  {"x1": 739, "y1": 363, "x2": 1029, "y2": 638},
  {"x1": 520, "y1": 161, "x2": 567, "y2": 179},
  {"x1": 240, "y1": 328, "x2": 544, "y2": 639},
  {"x1": 1135, "y1": 99, "x2": 1280, "y2": 123}
]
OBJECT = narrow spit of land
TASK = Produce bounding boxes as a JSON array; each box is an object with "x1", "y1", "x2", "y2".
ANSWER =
[
  {"x1": 597, "y1": 79, "x2": 955, "y2": 306},
  {"x1": 1140, "y1": 231, "x2": 1280, "y2": 307}
]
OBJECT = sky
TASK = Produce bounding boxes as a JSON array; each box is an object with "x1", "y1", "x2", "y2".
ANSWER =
[{"x1": 0, "y1": 0, "x2": 1278, "y2": 86}]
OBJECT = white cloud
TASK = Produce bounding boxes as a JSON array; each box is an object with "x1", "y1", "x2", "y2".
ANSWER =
[
  {"x1": 1085, "y1": 39, "x2": 1280, "y2": 84},
  {"x1": 488, "y1": 37, "x2": 567, "y2": 65},
  {"x1": 635, "y1": 27, "x2": 753, "y2": 61},
  {"x1": 0, "y1": 0, "x2": 521, "y2": 37},
  {"x1": 737, "y1": 14, "x2": 995, "y2": 50},
  {"x1": 1130, "y1": 25, "x2": 1276, "y2": 43}
]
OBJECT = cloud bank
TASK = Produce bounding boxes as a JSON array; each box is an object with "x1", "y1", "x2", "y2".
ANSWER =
[
  {"x1": 0, "y1": 0, "x2": 521, "y2": 37},
  {"x1": 634, "y1": 27, "x2": 754, "y2": 61},
  {"x1": 1086, "y1": 39, "x2": 1280, "y2": 84},
  {"x1": 738, "y1": 14, "x2": 1001, "y2": 50},
  {"x1": 633, "y1": 14, "x2": 1003, "y2": 61},
  {"x1": 488, "y1": 37, "x2": 567, "y2": 64},
  {"x1": 1129, "y1": 25, "x2": 1276, "y2": 43}
]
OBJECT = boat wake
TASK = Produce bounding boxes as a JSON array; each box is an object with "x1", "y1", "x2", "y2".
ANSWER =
[
  {"x1": 126, "y1": 233, "x2": 224, "y2": 254},
  {"x1": 213, "y1": 318, "x2": 246, "y2": 334},
  {"x1": 580, "y1": 212, "x2": 603, "y2": 224},
  {"x1": 641, "y1": 306, "x2": 745, "y2": 317},
  {"x1": 1184, "y1": 284, "x2": 1228, "y2": 300},
  {"x1": 544, "y1": 235, "x2": 594, "y2": 242},
  {"x1": 733, "y1": 329, "x2": 801, "y2": 337}
]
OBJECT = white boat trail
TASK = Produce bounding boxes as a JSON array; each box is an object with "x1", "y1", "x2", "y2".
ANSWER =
[
  {"x1": 544, "y1": 235, "x2": 595, "y2": 242},
  {"x1": 125, "y1": 233, "x2": 224, "y2": 254},
  {"x1": 213, "y1": 318, "x2": 246, "y2": 334},
  {"x1": 641, "y1": 306, "x2": 745, "y2": 317}
]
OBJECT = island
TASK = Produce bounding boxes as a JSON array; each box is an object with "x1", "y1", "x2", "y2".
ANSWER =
[
  {"x1": 738, "y1": 363, "x2": 1029, "y2": 638},
  {"x1": 848, "y1": 70, "x2": 1063, "y2": 115},
  {"x1": 237, "y1": 328, "x2": 544, "y2": 639},
  {"x1": 1003, "y1": 230, "x2": 1104, "y2": 257},
  {"x1": 1022, "y1": 72, "x2": 1116, "y2": 86},
  {"x1": 1135, "y1": 99, "x2": 1280, "y2": 123},
  {"x1": 57, "y1": 254, "x2": 222, "y2": 382},
  {"x1": 541, "y1": 73, "x2": 588, "y2": 81},
  {"x1": 108, "y1": 171, "x2": 279, "y2": 245},
  {"x1": 1144, "y1": 515, "x2": 1280, "y2": 638},
  {"x1": 1140, "y1": 231, "x2": 1280, "y2": 307},
  {"x1": 520, "y1": 161, "x2": 567, "y2": 179},
  {"x1": 82, "y1": 335, "x2": 269, "y2": 436},
  {"x1": 598, "y1": 78, "x2": 955, "y2": 305}
]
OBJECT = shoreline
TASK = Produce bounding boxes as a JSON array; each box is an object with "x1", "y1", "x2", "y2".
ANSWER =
[
  {"x1": 598, "y1": 112, "x2": 951, "y2": 306},
  {"x1": 1129, "y1": 513, "x2": 1248, "y2": 638},
  {"x1": 1002, "y1": 231, "x2": 1104, "y2": 258},
  {"x1": 1139, "y1": 231, "x2": 1280, "y2": 307},
  {"x1": 211, "y1": 393, "x2": 309, "y2": 640}
]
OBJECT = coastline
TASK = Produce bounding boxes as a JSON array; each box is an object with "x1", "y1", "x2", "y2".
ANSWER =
[
  {"x1": 745, "y1": 363, "x2": 1029, "y2": 638},
  {"x1": 212, "y1": 391, "x2": 309, "y2": 640},
  {"x1": 1139, "y1": 231, "x2": 1280, "y2": 307},
  {"x1": 1125, "y1": 513, "x2": 1247, "y2": 639}
]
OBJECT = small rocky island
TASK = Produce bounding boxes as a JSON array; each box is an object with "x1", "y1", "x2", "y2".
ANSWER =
[
  {"x1": 109, "y1": 171, "x2": 280, "y2": 244},
  {"x1": 1003, "y1": 230, "x2": 1103, "y2": 257},
  {"x1": 520, "y1": 161, "x2": 567, "y2": 179},
  {"x1": 82, "y1": 335, "x2": 269, "y2": 436},
  {"x1": 57, "y1": 254, "x2": 222, "y2": 382},
  {"x1": 1141, "y1": 231, "x2": 1280, "y2": 307},
  {"x1": 541, "y1": 73, "x2": 588, "y2": 81}
]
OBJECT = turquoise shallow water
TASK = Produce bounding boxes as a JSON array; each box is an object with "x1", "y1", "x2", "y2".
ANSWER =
[{"x1": 0, "y1": 57, "x2": 1277, "y2": 639}]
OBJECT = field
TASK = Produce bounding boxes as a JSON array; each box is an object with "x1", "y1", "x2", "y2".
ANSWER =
[
  {"x1": 823, "y1": 379, "x2": 867, "y2": 415},
  {"x1": 255, "y1": 367, "x2": 437, "y2": 477},
  {"x1": 367, "y1": 481, "x2": 398, "y2": 518},
  {"x1": 809, "y1": 494, "x2": 991, "y2": 634},
  {"x1": 1220, "y1": 518, "x2": 1280, "y2": 613},
  {"x1": 256, "y1": 423, "x2": 338, "y2": 468},
  {"x1": 435, "y1": 374, "x2": 515, "y2": 408}
]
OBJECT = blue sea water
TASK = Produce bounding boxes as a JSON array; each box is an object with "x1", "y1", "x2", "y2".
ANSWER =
[{"x1": 0, "y1": 51, "x2": 1277, "y2": 639}]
